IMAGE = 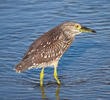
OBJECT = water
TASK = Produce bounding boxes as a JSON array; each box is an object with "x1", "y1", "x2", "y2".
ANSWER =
[{"x1": 0, "y1": 0, "x2": 110, "y2": 100}]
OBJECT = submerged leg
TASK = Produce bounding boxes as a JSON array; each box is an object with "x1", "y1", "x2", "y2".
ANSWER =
[
  {"x1": 54, "y1": 62, "x2": 61, "y2": 85},
  {"x1": 40, "y1": 66, "x2": 45, "y2": 86}
]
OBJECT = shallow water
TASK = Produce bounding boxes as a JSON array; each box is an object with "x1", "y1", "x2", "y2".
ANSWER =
[{"x1": 0, "y1": 0, "x2": 110, "y2": 100}]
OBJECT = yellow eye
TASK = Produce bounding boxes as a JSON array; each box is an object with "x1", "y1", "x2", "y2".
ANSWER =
[{"x1": 75, "y1": 24, "x2": 81, "y2": 29}]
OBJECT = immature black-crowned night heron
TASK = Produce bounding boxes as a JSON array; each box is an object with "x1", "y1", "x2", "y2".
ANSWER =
[{"x1": 14, "y1": 21, "x2": 96, "y2": 86}]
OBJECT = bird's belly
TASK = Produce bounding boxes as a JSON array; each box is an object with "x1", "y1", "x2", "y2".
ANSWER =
[{"x1": 32, "y1": 57, "x2": 61, "y2": 69}]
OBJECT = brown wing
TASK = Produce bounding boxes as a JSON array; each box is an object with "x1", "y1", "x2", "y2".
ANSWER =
[
  {"x1": 31, "y1": 39, "x2": 65, "y2": 64},
  {"x1": 14, "y1": 28, "x2": 65, "y2": 73},
  {"x1": 37, "y1": 38, "x2": 74, "y2": 63},
  {"x1": 14, "y1": 28, "x2": 74, "y2": 73},
  {"x1": 14, "y1": 37, "x2": 73, "y2": 73},
  {"x1": 25, "y1": 34, "x2": 74, "y2": 66},
  {"x1": 22, "y1": 26, "x2": 62, "y2": 60}
]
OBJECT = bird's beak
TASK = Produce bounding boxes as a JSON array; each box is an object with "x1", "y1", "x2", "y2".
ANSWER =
[{"x1": 80, "y1": 26, "x2": 96, "y2": 33}]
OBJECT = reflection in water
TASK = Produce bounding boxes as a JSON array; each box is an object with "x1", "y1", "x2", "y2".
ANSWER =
[
  {"x1": 56, "y1": 85, "x2": 60, "y2": 100},
  {"x1": 40, "y1": 86, "x2": 46, "y2": 98},
  {"x1": 40, "y1": 85, "x2": 61, "y2": 100}
]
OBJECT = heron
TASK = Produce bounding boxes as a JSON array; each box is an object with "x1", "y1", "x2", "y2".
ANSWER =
[{"x1": 14, "y1": 21, "x2": 96, "y2": 86}]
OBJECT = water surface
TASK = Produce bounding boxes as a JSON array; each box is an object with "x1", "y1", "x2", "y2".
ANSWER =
[{"x1": 0, "y1": 0, "x2": 110, "y2": 100}]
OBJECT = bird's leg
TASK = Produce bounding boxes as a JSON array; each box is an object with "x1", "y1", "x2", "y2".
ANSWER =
[
  {"x1": 54, "y1": 62, "x2": 61, "y2": 85},
  {"x1": 40, "y1": 66, "x2": 45, "y2": 86}
]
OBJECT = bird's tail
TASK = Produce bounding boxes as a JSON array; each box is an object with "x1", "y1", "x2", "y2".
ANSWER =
[{"x1": 14, "y1": 60, "x2": 32, "y2": 73}]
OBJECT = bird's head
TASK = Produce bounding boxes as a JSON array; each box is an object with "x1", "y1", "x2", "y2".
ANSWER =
[{"x1": 60, "y1": 22, "x2": 96, "y2": 37}]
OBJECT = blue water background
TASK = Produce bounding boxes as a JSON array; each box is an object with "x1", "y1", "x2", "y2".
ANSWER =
[{"x1": 0, "y1": 0, "x2": 110, "y2": 100}]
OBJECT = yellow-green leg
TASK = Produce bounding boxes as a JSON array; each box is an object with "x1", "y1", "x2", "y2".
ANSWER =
[
  {"x1": 54, "y1": 62, "x2": 61, "y2": 85},
  {"x1": 40, "y1": 66, "x2": 45, "y2": 86}
]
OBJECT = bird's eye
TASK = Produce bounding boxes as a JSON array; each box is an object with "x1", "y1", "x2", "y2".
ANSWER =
[{"x1": 75, "y1": 24, "x2": 81, "y2": 29}]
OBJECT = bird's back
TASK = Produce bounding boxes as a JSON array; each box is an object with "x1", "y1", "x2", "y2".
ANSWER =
[{"x1": 14, "y1": 23, "x2": 74, "y2": 73}]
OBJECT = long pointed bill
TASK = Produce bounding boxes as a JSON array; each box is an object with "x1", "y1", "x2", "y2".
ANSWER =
[{"x1": 80, "y1": 26, "x2": 96, "y2": 33}]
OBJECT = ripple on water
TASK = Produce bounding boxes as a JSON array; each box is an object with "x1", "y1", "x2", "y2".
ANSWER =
[{"x1": 0, "y1": 0, "x2": 110, "y2": 100}]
